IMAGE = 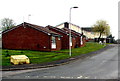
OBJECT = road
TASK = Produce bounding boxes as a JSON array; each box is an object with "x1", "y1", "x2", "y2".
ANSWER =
[{"x1": 2, "y1": 44, "x2": 118, "y2": 79}]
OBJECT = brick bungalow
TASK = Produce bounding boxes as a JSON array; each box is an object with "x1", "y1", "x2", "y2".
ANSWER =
[
  {"x1": 62, "y1": 28, "x2": 82, "y2": 47},
  {"x1": 46, "y1": 25, "x2": 76, "y2": 49},
  {"x1": 2, "y1": 22, "x2": 62, "y2": 51},
  {"x1": 56, "y1": 22, "x2": 86, "y2": 47}
]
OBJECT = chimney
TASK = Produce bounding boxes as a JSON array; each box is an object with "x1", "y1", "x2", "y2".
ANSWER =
[{"x1": 64, "y1": 22, "x2": 69, "y2": 28}]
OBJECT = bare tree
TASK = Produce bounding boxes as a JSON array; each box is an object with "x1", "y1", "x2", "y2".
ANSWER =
[
  {"x1": 92, "y1": 20, "x2": 110, "y2": 41},
  {"x1": 1, "y1": 18, "x2": 16, "y2": 31}
]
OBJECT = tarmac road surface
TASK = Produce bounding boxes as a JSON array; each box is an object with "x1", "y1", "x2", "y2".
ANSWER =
[{"x1": 2, "y1": 44, "x2": 118, "y2": 79}]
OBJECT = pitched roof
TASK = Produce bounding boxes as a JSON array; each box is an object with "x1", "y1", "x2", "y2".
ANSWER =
[
  {"x1": 46, "y1": 25, "x2": 68, "y2": 35},
  {"x1": 46, "y1": 25, "x2": 77, "y2": 37},
  {"x1": 2, "y1": 22, "x2": 61, "y2": 36},
  {"x1": 24, "y1": 22, "x2": 60, "y2": 36},
  {"x1": 55, "y1": 22, "x2": 81, "y2": 29},
  {"x1": 62, "y1": 28, "x2": 81, "y2": 36}
]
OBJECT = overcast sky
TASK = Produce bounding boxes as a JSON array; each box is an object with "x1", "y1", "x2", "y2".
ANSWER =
[{"x1": 0, "y1": 0, "x2": 119, "y2": 39}]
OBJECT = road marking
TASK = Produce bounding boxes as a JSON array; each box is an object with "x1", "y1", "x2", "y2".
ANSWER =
[
  {"x1": 77, "y1": 76, "x2": 83, "y2": 79},
  {"x1": 25, "y1": 76, "x2": 30, "y2": 78},
  {"x1": 84, "y1": 76, "x2": 89, "y2": 79},
  {"x1": 43, "y1": 76, "x2": 56, "y2": 78},
  {"x1": 77, "y1": 76, "x2": 89, "y2": 79},
  {"x1": 60, "y1": 76, "x2": 73, "y2": 79},
  {"x1": 94, "y1": 76, "x2": 97, "y2": 79},
  {"x1": 35, "y1": 76, "x2": 39, "y2": 78}
]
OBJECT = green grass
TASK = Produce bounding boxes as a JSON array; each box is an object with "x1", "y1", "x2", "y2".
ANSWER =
[{"x1": 2, "y1": 42, "x2": 105, "y2": 66}]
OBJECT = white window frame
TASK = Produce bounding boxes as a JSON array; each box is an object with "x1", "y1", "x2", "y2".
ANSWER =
[
  {"x1": 70, "y1": 37, "x2": 72, "y2": 46},
  {"x1": 81, "y1": 36, "x2": 83, "y2": 45},
  {"x1": 58, "y1": 37, "x2": 60, "y2": 40}
]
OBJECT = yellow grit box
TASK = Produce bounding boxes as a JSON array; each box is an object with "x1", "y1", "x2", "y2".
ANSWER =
[{"x1": 10, "y1": 55, "x2": 30, "y2": 65}]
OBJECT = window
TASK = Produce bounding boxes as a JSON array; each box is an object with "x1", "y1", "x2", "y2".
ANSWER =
[
  {"x1": 91, "y1": 32, "x2": 94, "y2": 35},
  {"x1": 81, "y1": 36, "x2": 83, "y2": 45},
  {"x1": 52, "y1": 36, "x2": 56, "y2": 43},
  {"x1": 58, "y1": 37, "x2": 60, "y2": 40}
]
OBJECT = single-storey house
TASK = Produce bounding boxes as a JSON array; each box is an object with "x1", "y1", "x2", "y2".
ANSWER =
[
  {"x1": 2, "y1": 22, "x2": 62, "y2": 51},
  {"x1": 62, "y1": 28, "x2": 86, "y2": 47},
  {"x1": 46, "y1": 25, "x2": 76, "y2": 49}
]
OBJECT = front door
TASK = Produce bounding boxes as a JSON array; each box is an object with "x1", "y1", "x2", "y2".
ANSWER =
[{"x1": 51, "y1": 36, "x2": 56, "y2": 49}]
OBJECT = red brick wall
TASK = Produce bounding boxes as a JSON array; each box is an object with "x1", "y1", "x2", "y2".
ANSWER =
[
  {"x1": 48, "y1": 28, "x2": 78, "y2": 49},
  {"x1": 61, "y1": 35, "x2": 69, "y2": 49},
  {"x1": 2, "y1": 25, "x2": 61, "y2": 51},
  {"x1": 74, "y1": 36, "x2": 81, "y2": 48},
  {"x1": 71, "y1": 37, "x2": 76, "y2": 49},
  {"x1": 80, "y1": 37, "x2": 86, "y2": 47},
  {"x1": 71, "y1": 32, "x2": 81, "y2": 48},
  {"x1": 83, "y1": 37, "x2": 86, "y2": 46},
  {"x1": 47, "y1": 28, "x2": 69, "y2": 49},
  {"x1": 51, "y1": 37, "x2": 61, "y2": 51}
]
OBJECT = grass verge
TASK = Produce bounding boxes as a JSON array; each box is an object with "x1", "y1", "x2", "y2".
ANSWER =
[{"x1": 2, "y1": 42, "x2": 105, "y2": 66}]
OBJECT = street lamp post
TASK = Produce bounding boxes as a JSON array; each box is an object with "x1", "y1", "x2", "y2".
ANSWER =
[
  {"x1": 28, "y1": 14, "x2": 31, "y2": 22},
  {"x1": 69, "y1": 6, "x2": 78, "y2": 57}
]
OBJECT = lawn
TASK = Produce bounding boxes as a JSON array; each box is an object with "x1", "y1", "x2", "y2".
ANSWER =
[{"x1": 2, "y1": 42, "x2": 105, "y2": 66}]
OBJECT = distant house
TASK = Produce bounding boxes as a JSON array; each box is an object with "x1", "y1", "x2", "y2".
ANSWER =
[
  {"x1": 46, "y1": 25, "x2": 76, "y2": 49},
  {"x1": 55, "y1": 22, "x2": 107, "y2": 41},
  {"x1": 55, "y1": 22, "x2": 86, "y2": 46},
  {"x1": 2, "y1": 22, "x2": 62, "y2": 51},
  {"x1": 56, "y1": 22, "x2": 82, "y2": 33},
  {"x1": 106, "y1": 34, "x2": 115, "y2": 43},
  {"x1": 81, "y1": 27, "x2": 107, "y2": 39}
]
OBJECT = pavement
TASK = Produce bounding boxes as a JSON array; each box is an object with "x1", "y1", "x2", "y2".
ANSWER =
[{"x1": 1, "y1": 44, "x2": 115, "y2": 71}]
